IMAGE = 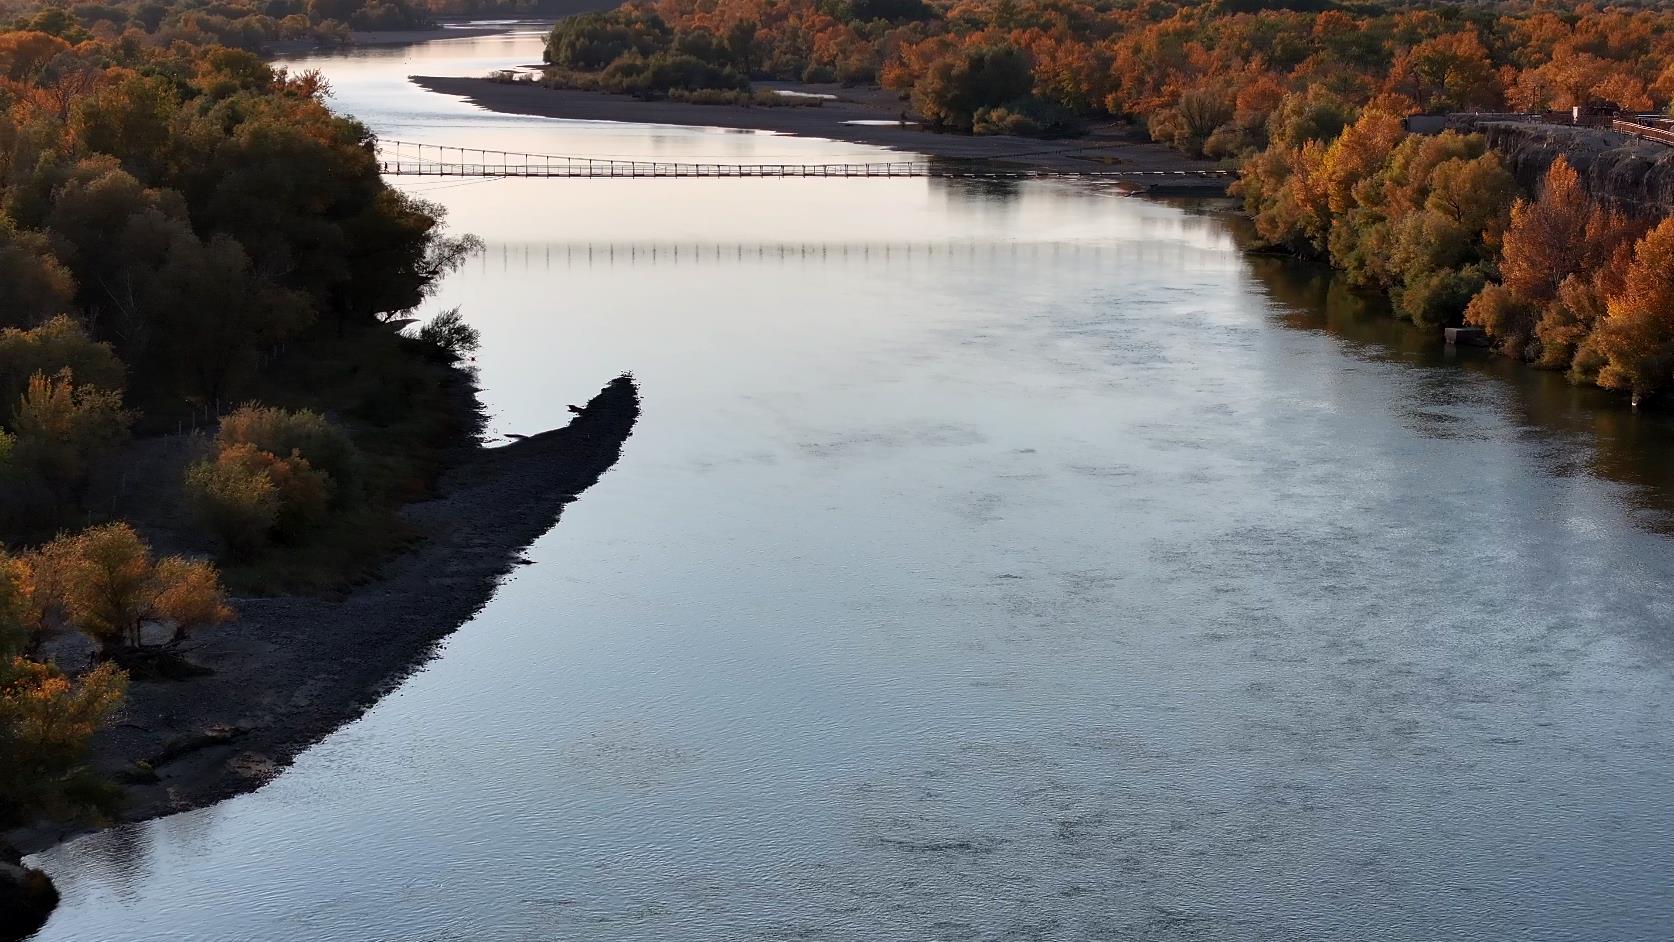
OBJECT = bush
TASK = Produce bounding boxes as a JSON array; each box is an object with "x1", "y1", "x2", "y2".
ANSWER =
[
  {"x1": 218, "y1": 405, "x2": 359, "y2": 496},
  {"x1": 186, "y1": 451, "x2": 279, "y2": 557},
  {"x1": 187, "y1": 441, "x2": 332, "y2": 554},
  {"x1": 8, "y1": 369, "x2": 131, "y2": 504},
  {"x1": 973, "y1": 97, "x2": 1079, "y2": 138},
  {"x1": 595, "y1": 51, "x2": 748, "y2": 96}
]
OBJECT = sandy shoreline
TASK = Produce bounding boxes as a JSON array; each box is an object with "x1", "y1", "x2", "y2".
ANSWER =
[
  {"x1": 12, "y1": 375, "x2": 639, "y2": 857},
  {"x1": 412, "y1": 76, "x2": 1232, "y2": 192}
]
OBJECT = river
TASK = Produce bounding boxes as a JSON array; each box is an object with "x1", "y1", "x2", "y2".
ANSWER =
[{"x1": 26, "y1": 26, "x2": 1674, "y2": 942}]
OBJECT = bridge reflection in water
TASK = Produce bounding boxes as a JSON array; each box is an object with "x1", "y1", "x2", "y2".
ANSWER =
[{"x1": 470, "y1": 239, "x2": 1237, "y2": 272}]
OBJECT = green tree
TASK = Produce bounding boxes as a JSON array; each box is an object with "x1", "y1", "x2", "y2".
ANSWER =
[
  {"x1": 0, "y1": 221, "x2": 76, "y2": 328},
  {"x1": 0, "y1": 315, "x2": 124, "y2": 406},
  {"x1": 913, "y1": 44, "x2": 1034, "y2": 132},
  {"x1": 140, "y1": 230, "x2": 311, "y2": 400}
]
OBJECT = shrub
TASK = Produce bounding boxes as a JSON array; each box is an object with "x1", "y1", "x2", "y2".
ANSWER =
[
  {"x1": 186, "y1": 441, "x2": 332, "y2": 554},
  {"x1": 0, "y1": 655, "x2": 126, "y2": 829},
  {"x1": 8, "y1": 369, "x2": 131, "y2": 504},
  {"x1": 185, "y1": 447, "x2": 278, "y2": 556},
  {"x1": 218, "y1": 405, "x2": 359, "y2": 495},
  {"x1": 973, "y1": 97, "x2": 1078, "y2": 138}
]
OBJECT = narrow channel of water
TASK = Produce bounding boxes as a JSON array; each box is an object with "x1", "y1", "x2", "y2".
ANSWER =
[{"x1": 28, "y1": 28, "x2": 1674, "y2": 942}]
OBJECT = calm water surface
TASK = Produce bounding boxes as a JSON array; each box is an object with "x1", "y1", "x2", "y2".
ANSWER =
[{"x1": 28, "y1": 29, "x2": 1674, "y2": 941}]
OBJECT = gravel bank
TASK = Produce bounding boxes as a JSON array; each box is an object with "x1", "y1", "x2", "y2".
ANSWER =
[{"x1": 14, "y1": 374, "x2": 639, "y2": 855}]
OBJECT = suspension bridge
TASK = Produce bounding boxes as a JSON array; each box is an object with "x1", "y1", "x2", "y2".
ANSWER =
[{"x1": 374, "y1": 140, "x2": 1235, "y2": 181}]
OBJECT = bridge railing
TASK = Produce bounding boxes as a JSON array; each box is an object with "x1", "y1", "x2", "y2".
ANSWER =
[
  {"x1": 371, "y1": 139, "x2": 1235, "y2": 179},
  {"x1": 1613, "y1": 119, "x2": 1674, "y2": 147}
]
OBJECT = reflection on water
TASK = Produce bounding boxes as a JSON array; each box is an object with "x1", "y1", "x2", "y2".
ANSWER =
[
  {"x1": 1248, "y1": 255, "x2": 1674, "y2": 531},
  {"x1": 27, "y1": 27, "x2": 1674, "y2": 942},
  {"x1": 467, "y1": 237, "x2": 1232, "y2": 273}
]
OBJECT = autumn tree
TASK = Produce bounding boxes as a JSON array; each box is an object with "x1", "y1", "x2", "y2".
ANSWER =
[
  {"x1": 0, "y1": 315, "x2": 124, "y2": 405},
  {"x1": 0, "y1": 551, "x2": 36, "y2": 658},
  {"x1": 1590, "y1": 218, "x2": 1674, "y2": 403},
  {"x1": 7, "y1": 369, "x2": 131, "y2": 505},
  {"x1": 39, "y1": 523, "x2": 233, "y2": 654},
  {"x1": 0, "y1": 655, "x2": 126, "y2": 829},
  {"x1": 1386, "y1": 31, "x2": 1501, "y2": 112},
  {"x1": 1469, "y1": 158, "x2": 1648, "y2": 366},
  {"x1": 186, "y1": 441, "x2": 332, "y2": 555},
  {"x1": 1502, "y1": 159, "x2": 1586, "y2": 291},
  {"x1": 217, "y1": 404, "x2": 360, "y2": 494}
]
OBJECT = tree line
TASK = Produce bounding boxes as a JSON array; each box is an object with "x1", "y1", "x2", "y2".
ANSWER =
[
  {"x1": 541, "y1": 1, "x2": 1674, "y2": 136},
  {"x1": 0, "y1": 0, "x2": 446, "y2": 51}
]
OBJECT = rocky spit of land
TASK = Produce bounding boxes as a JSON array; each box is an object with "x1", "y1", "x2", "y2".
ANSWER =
[
  {"x1": 0, "y1": 845, "x2": 56, "y2": 941},
  {"x1": 10, "y1": 374, "x2": 639, "y2": 858},
  {"x1": 411, "y1": 76, "x2": 1232, "y2": 193}
]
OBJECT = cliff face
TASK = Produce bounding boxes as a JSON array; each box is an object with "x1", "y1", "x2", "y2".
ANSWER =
[{"x1": 1479, "y1": 122, "x2": 1674, "y2": 218}]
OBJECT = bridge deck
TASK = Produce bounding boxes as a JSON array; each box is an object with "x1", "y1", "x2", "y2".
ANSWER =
[
  {"x1": 373, "y1": 140, "x2": 1233, "y2": 180},
  {"x1": 378, "y1": 163, "x2": 1231, "y2": 179}
]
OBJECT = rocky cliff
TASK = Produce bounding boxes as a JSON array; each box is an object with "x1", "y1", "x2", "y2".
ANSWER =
[{"x1": 1478, "y1": 122, "x2": 1674, "y2": 218}]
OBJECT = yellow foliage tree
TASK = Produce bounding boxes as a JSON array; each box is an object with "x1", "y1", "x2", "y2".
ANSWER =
[
  {"x1": 186, "y1": 440, "x2": 334, "y2": 556},
  {"x1": 1592, "y1": 217, "x2": 1674, "y2": 402},
  {"x1": 0, "y1": 656, "x2": 126, "y2": 828},
  {"x1": 39, "y1": 523, "x2": 233, "y2": 653},
  {"x1": 9, "y1": 369, "x2": 131, "y2": 505}
]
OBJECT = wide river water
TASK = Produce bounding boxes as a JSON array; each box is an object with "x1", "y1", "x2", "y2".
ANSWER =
[{"x1": 27, "y1": 26, "x2": 1674, "y2": 942}]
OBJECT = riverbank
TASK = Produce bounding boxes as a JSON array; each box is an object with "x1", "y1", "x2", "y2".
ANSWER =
[
  {"x1": 412, "y1": 76, "x2": 1232, "y2": 193},
  {"x1": 11, "y1": 375, "x2": 639, "y2": 857},
  {"x1": 265, "y1": 24, "x2": 513, "y2": 57}
]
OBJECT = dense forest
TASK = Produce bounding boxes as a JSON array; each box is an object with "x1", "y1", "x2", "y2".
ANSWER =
[
  {"x1": 0, "y1": 15, "x2": 483, "y2": 841},
  {"x1": 0, "y1": 0, "x2": 430, "y2": 48},
  {"x1": 0, "y1": 0, "x2": 568, "y2": 50},
  {"x1": 546, "y1": 0, "x2": 1674, "y2": 397}
]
